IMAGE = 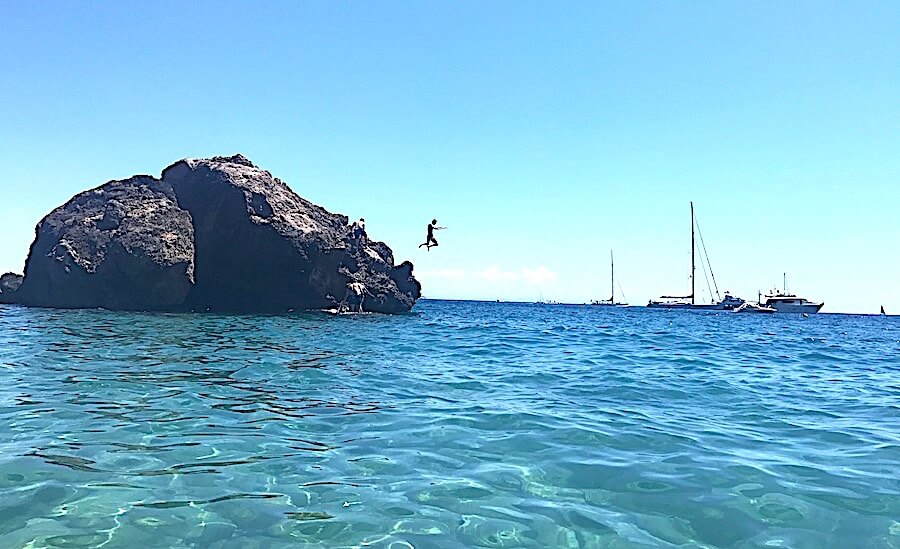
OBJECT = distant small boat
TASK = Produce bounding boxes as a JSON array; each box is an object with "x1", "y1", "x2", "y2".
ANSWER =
[
  {"x1": 881, "y1": 305, "x2": 887, "y2": 316},
  {"x1": 733, "y1": 302, "x2": 776, "y2": 314},
  {"x1": 592, "y1": 250, "x2": 627, "y2": 306}
]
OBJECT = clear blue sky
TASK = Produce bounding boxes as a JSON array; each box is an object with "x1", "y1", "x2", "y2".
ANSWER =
[{"x1": 1, "y1": 1, "x2": 897, "y2": 313}]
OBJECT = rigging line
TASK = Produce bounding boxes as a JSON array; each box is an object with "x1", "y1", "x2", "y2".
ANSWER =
[
  {"x1": 618, "y1": 281, "x2": 628, "y2": 304},
  {"x1": 693, "y1": 211, "x2": 721, "y2": 301},
  {"x1": 696, "y1": 233, "x2": 714, "y2": 304}
]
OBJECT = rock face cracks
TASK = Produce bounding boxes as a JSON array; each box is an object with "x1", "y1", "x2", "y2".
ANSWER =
[{"x1": 7, "y1": 155, "x2": 420, "y2": 313}]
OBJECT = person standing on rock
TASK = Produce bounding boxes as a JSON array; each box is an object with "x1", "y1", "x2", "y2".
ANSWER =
[
  {"x1": 350, "y1": 218, "x2": 367, "y2": 250},
  {"x1": 418, "y1": 219, "x2": 445, "y2": 251}
]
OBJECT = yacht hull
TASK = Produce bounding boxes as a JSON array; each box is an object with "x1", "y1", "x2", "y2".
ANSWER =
[
  {"x1": 647, "y1": 302, "x2": 729, "y2": 310},
  {"x1": 648, "y1": 295, "x2": 744, "y2": 310},
  {"x1": 767, "y1": 302, "x2": 824, "y2": 314}
]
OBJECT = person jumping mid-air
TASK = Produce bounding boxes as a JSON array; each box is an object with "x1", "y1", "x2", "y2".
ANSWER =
[{"x1": 418, "y1": 219, "x2": 445, "y2": 251}]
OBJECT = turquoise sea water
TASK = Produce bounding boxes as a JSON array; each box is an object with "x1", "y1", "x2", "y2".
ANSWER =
[{"x1": 0, "y1": 300, "x2": 897, "y2": 548}]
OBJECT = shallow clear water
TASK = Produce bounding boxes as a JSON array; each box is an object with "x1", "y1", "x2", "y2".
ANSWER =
[{"x1": 0, "y1": 300, "x2": 898, "y2": 548}]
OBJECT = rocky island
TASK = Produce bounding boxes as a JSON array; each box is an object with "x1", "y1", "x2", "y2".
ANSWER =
[{"x1": 0, "y1": 155, "x2": 420, "y2": 313}]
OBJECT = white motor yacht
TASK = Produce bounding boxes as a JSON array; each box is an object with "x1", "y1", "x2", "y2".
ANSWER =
[
  {"x1": 763, "y1": 292, "x2": 824, "y2": 314},
  {"x1": 762, "y1": 275, "x2": 823, "y2": 314}
]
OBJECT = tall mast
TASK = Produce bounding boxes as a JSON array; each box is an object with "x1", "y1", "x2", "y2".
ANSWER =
[
  {"x1": 610, "y1": 250, "x2": 615, "y2": 302},
  {"x1": 690, "y1": 201, "x2": 695, "y2": 305}
]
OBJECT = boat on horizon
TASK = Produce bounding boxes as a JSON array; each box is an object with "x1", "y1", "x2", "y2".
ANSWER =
[
  {"x1": 535, "y1": 293, "x2": 560, "y2": 305},
  {"x1": 881, "y1": 305, "x2": 886, "y2": 316},
  {"x1": 591, "y1": 250, "x2": 627, "y2": 306},
  {"x1": 762, "y1": 274, "x2": 823, "y2": 314},
  {"x1": 648, "y1": 202, "x2": 745, "y2": 311}
]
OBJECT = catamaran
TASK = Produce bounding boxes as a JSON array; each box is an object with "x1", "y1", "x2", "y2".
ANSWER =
[
  {"x1": 647, "y1": 202, "x2": 745, "y2": 310},
  {"x1": 591, "y1": 250, "x2": 627, "y2": 306}
]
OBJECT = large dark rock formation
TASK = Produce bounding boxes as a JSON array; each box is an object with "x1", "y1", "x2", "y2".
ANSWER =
[
  {"x1": 9, "y1": 155, "x2": 420, "y2": 313},
  {"x1": 16, "y1": 177, "x2": 195, "y2": 310}
]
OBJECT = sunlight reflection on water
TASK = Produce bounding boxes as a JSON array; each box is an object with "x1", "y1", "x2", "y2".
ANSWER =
[{"x1": 0, "y1": 302, "x2": 898, "y2": 547}]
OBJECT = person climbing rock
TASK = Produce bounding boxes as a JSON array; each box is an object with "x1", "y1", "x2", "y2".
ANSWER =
[
  {"x1": 341, "y1": 281, "x2": 367, "y2": 313},
  {"x1": 348, "y1": 218, "x2": 367, "y2": 251}
]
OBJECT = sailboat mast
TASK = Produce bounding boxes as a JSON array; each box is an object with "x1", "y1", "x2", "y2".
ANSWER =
[
  {"x1": 610, "y1": 250, "x2": 615, "y2": 302},
  {"x1": 690, "y1": 201, "x2": 695, "y2": 305}
]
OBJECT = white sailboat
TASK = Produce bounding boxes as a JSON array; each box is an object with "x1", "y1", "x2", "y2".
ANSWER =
[
  {"x1": 591, "y1": 250, "x2": 627, "y2": 306},
  {"x1": 647, "y1": 202, "x2": 745, "y2": 310}
]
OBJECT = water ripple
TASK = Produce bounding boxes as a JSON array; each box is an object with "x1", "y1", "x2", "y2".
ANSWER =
[{"x1": 0, "y1": 302, "x2": 898, "y2": 547}]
